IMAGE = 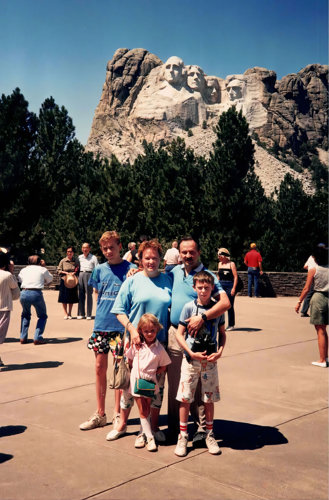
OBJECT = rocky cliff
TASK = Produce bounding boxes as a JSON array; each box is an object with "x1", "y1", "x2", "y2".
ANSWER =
[{"x1": 86, "y1": 48, "x2": 328, "y2": 195}]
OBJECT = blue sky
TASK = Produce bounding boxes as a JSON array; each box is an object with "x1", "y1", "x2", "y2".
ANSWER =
[{"x1": 1, "y1": 0, "x2": 327, "y2": 145}]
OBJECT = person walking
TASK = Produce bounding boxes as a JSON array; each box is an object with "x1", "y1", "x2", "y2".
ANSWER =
[
  {"x1": 244, "y1": 243, "x2": 263, "y2": 297},
  {"x1": 77, "y1": 243, "x2": 98, "y2": 320},
  {"x1": 295, "y1": 245, "x2": 328, "y2": 367},
  {"x1": 0, "y1": 252, "x2": 20, "y2": 367},
  {"x1": 18, "y1": 255, "x2": 53, "y2": 344}
]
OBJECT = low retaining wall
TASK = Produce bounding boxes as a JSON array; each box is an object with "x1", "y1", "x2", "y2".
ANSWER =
[{"x1": 13, "y1": 266, "x2": 307, "y2": 297}]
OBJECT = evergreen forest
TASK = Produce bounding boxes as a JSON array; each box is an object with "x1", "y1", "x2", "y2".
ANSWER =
[{"x1": 0, "y1": 88, "x2": 327, "y2": 270}]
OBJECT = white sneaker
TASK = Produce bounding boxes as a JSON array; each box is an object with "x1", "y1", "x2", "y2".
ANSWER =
[
  {"x1": 77, "y1": 316, "x2": 84, "y2": 320},
  {"x1": 79, "y1": 412, "x2": 107, "y2": 430},
  {"x1": 68, "y1": 316, "x2": 72, "y2": 320},
  {"x1": 206, "y1": 432, "x2": 221, "y2": 455},
  {"x1": 175, "y1": 433, "x2": 188, "y2": 457},
  {"x1": 311, "y1": 361, "x2": 327, "y2": 368},
  {"x1": 135, "y1": 433, "x2": 146, "y2": 448},
  {"x1": 86, "y1": 317, "x2": 92, "y2": 320},
  {"x1": 146, "y1": 437, "x2": 157, "y2": 452},
  {"x1": 226, "y1": 326, "x2": 234, "y2": 331},
  {"x1": 64, "y1": 316, "x2": 68, "y2": 320}
]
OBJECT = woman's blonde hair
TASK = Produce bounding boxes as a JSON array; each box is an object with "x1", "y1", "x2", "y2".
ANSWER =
[{"x1": 137, "y1": 313, "x2": 163, "y2": 335}]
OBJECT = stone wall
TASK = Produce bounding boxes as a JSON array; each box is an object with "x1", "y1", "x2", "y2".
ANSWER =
[{"x1": 13, "y1": 266, "x2": 307, "y2": 296}]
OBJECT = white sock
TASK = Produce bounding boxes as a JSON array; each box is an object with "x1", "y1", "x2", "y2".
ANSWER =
[{"x1": 140, "y1": 417, "x2": 153, "y2": 439}]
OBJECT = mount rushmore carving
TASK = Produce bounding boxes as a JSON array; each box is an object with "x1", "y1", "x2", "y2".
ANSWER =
[{"x1": 86, "y1": 48, "x2": 328, "y2": 167}]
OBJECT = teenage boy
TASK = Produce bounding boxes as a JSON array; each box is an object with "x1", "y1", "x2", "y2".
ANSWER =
[
  {"x1": 174, "y1": 270, "x2": 226, "y2": 456},
  {"x1": 80, "y1": 231, "x2": 136, "y2": 431}
]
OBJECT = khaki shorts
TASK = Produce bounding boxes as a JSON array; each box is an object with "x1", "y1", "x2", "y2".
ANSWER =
[{"x1": 176, "y1": 357, "x2": 220, "y2": 404}]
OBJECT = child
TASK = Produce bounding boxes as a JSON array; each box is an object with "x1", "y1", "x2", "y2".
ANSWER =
[
  {"x1": 125, "y1": 314, "x2": 171, "y2": 452},
  {"x1": 174, "y1": 270, "x2": 226, "y2": 456},
  {"x1": 79, "y1": 231, "x2": 136, "y2": 432}
]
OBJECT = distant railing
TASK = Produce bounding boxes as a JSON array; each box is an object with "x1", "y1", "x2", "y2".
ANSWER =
[{"x1": 13, "y1": 266, "x2": 306, "y2": 297}]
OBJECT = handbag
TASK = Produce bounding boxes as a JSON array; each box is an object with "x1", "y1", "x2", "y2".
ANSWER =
[
  {"x1": 134, "y1": 349, "x2": 155, "y2": 398},
  {"x1": 108, "y1": 328, "x2": 130, "y2": 390}
]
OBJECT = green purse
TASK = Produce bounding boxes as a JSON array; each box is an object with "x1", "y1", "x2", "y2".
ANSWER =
[
  {"x1": 134, "y1": 377, "x2": 155, "y2": 397},
  {"x1": 134, "y1": 349, "x2": 156, "y2": 397}
]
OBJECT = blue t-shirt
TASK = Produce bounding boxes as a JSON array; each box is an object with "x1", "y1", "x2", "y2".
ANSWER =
[
  {"x1": 179, "y1": 298, "x2": 220, "y2": 351},
  {"x1": 169, "y1": 263, "x2": 223, "y2": 325},
  {"x1": 112, "y1": 272, "x2": 173, "y2": 343},
  {"x1": 88, "y1": 260, "x2": 136, "y2": 332}
]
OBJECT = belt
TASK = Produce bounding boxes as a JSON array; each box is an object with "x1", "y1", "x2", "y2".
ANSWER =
[
  {"x1": 248, "y1": 267, "x2": 259, "y2": 271},
  {"x1": 80, "y1": 270, "x2": 92, "y2": 273},
  {"x1": 22, "y1": 288, "x2": 42, "y2": 291}
]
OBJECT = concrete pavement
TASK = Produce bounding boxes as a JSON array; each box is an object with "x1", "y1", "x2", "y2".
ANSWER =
[{"x1": 1, "y1": 292, "x2": 328, "y2": 500}]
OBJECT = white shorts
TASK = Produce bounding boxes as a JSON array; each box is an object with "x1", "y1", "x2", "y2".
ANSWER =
[{"x1": 176, "y1": 357, "x2": 220, "y2": 404}]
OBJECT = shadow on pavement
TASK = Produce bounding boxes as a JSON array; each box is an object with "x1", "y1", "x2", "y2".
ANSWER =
[
  {"x1": 213, "y1": 419, "x2": 288, "y2": 450},
  {"x1": 0, "y1": 425, "x2": 27, "y2": 438},
  {"x1": 231, "y1": 328, "x2": 262, "y2": 332},
  {"x1": 1, "y1": 361, "x2": 64, "y2": 371},
  {"x1": 0, "y1": 453, "x2": 14, "y2": 464},
  {"x1": 5, "y1": 337, "x2": 82, "y2": 344},
  {"x1": 0, "y1": 426, "x2": 27, "y2": 464},
  {"x1": 46, "y1": 337, "x2": 83, "y2": 344}
]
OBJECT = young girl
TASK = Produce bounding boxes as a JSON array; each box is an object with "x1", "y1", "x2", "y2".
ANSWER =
[{"x1": 125, "y1": 314, "x2": 171, "y2": 451}]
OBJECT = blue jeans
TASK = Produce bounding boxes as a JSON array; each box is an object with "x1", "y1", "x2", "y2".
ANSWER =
[
  {"x1": 220, "y1": 281, "x2": 235, "y2": 327},
  {"x1": 20, "y1": 290, "x2": 48, "y2": 341},
  {"x1": 248, "y1": 268, "x2": 260, "y2": 297}
]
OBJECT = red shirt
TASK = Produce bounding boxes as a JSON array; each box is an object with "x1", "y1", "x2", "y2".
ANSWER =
[{"x1": 244, "y1": 249, "x2": 262, "y2": 268}]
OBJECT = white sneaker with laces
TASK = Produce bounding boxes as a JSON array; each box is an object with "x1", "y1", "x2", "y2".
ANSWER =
[
  {"x1": 206, "y1": 432, "x2": 221, "y2": 455},
  {"x1": 86, "y1": 317, "x2": 92, "y2": 320},
  {"x1": 77, "y1": 316, "x2": 84, "y2": 320},
  {"x1": 146, "y1": 437, "x2": 157, "y2": 452},
  {"x1": 135, "y1": 433, "x2": 146, "y2": 448},
  {"x1": 79, "y1": 412, "x2": 107, "y2": 430},
  {"x1": 175, "y1": 433, "x2": 188, "y2": 457}
]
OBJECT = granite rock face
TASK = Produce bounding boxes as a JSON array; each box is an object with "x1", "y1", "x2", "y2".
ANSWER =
[{"x1": 86, "y1": 48, "x2": 328, "y2": 193}]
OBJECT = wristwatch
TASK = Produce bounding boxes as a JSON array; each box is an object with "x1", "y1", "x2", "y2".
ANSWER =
[{"x1": 201, "y1": 313, "x2": 207, "y2": 322}]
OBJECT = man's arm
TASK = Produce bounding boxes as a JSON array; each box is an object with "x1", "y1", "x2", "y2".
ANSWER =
[{"x1": 185, "y1": 291, "x2": 230, "y2": 335}]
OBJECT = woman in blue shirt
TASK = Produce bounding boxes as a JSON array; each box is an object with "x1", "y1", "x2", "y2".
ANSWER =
[{"x1": 107, "y1": 239, "x2": 173, "y2": 445}]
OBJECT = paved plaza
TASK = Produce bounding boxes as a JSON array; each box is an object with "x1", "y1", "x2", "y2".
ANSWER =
[{"x1": 1, "y1": 292, "x2": 328, "y2": 500}]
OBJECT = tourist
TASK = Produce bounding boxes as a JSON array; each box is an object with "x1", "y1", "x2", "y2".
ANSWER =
[
  {"x1": 57, "y1": 246, "x2": 79, "y2": 319},
  {"x1": 0, "y1": 252, "x2": 20, "y2": 367},
  {"x1": 80, "y1": 231, "x2": 136, "y2": 431},
  {"x1": 244, "y1": 243, "x2": 263, "y2": 297},
  {"x1": 77, "y1": 243, "x2": 98, "y2": 320},
  {"x1": 217, "y1": 247, "x2": 238, "y2": 330},
  {"x1": 18, "y1": 255, "x2": 53, "y2": 344},
  {"x1": 295, "y1": 245, "x2": 328, "y2": 367}
]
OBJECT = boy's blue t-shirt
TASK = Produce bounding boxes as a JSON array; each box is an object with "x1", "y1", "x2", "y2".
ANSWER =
[
  {"x1": 111, "y1": 271, "x2": 173, "y2": 343},
  {"x1": 169, "y1": 263, "x2": 223, "y2": 326},
  {"x1": 179, "y1": 298, "x2": 220, "y2": 350},
  {"x1": 88, "y1": 260, "x2": 136, "y2": 332}
]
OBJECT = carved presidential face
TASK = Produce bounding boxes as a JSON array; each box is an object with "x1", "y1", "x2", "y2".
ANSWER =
[
  {"x1": 227, "y1": 79, "x2": 245, "y2": 101},
  {"x1": 163, "y1": 56, "x2": 184, "y2": 85},
  {"x1": 206, "y1": 77, "x2": 220, "y2": 103},
  {"x1": 187, "y1": 65, "x2": 205, "y2": 91}
]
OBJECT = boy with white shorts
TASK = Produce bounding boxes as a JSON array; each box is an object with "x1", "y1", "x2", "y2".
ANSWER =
[{"x1": 175, "y1": 270, "x2": 226, "y2": 456}]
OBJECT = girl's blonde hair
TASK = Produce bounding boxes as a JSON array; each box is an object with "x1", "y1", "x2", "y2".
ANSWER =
[{"x1": 137, "y1": 313, "x2": 163, "y2": 335}]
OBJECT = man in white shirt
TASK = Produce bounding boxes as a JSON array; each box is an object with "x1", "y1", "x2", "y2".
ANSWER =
[
  {"x1": 18, "y1": 255, "x2": 53, "y2": 344},
  {"x1": 77, "y1": 243, "x2": 98, "y2": 320},
  {"x1": 163, "y1": 240, "x2": 180, "y2": 273}
]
